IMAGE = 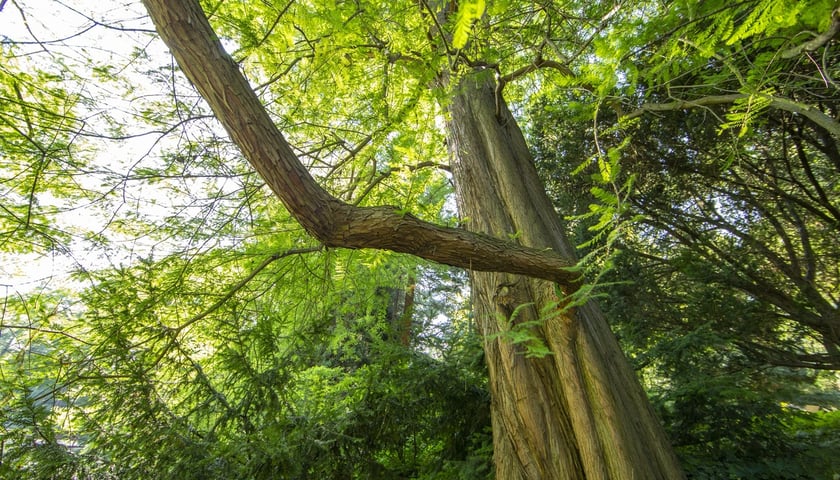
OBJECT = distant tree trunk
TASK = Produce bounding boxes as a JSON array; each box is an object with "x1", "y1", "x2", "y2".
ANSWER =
[
  {"x1": 398, "y1": 277, "x2": 416, "y2": 347},
  {"x1": 380, "y1": 281, "x2": 415, "y2": 347},
  {"x1": 445, "y1": 72, "x2": 684, "y2": 479}
]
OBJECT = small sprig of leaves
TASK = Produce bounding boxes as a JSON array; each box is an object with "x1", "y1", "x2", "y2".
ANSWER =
[
  {"x1": 569, "y1": 127, "x2": 641, "y2": 282},
  {"x1": 451, "y1": 0, "x2": 486, "y2": 49},
  {"x1": 489, "y1": 302, "x2": 553, "y2": 358}
]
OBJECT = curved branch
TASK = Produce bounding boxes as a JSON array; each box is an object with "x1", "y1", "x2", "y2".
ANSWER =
[
  {"x1": 781, "y1": 8, "x2": 840, "y2": 59},
  {"x1": 141, "y1": 0, "x2": 580, "y2": 286},
  {"x1": 625, "y1": 93, "x2": 840, "y2": 139},
  {"x1": 735, "y1": 340, "x2": 840, "y2": 370}
]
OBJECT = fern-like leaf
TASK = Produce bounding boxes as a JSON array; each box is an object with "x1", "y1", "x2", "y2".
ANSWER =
[{"x1": 452, "y1": 0, "x2": 486, "y2": 49}]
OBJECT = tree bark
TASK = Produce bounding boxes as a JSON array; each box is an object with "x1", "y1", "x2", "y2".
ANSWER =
[{"x1": 446, "y1": 72, "x2": 684, "y2": 479}]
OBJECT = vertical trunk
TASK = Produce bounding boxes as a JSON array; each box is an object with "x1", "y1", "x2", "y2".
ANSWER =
[
  {"x1": 381, "y1": 282, "x2": 415, "y2": 347},
  {"x1": 399, "y1": 278, "x2": 416, "y2": 347},
  {"x1": 446, "y1": 72, "x2": 684, "y2": 479}
]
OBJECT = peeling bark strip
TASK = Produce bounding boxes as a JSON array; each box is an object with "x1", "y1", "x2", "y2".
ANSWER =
[{"x1": 141, "y1": 0, "x2": 579, "y2": 286}]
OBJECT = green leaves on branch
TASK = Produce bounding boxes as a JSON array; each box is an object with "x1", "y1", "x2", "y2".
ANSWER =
[
  {"x1": 491, "y1": 302, "x2": 552, "y2": 359},
  {"x1": 718, "y1": 87, "x2": 776, "y2": 137},
  {"x1": 571, "y1": 134, "x2": 639, "y2": 255},
  {"x1": 489, "y1": 282, "x2": 608, "y2": 359},
  {"x1": 725, "y1": 0, "x2": 805, "y2": 46},
  {"x1": 452, "y1": 0, "x2": 486, "y2": 49},
  {"x1": 0, "y1": 48, "x2": 82, "y2": 254}
]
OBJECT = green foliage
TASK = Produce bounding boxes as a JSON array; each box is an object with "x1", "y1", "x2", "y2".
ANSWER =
[
  {"x1": 490, "y1": 302, "x2": 554, "y2": 358},
  {"x1": 452, "y1": 0, "x2": 486, "y2": 49},
  {"x1": 657, "y1": 380, "x2": 839, "y2": 479},
  {"x1": 3, "y1": 2, "x2": 473, "y2": 476},
  {"x1": 602, "y1": 247, "x2": 840, "y2": 478},
  {"x1": 725, "y1": 0, "x2": 804, "y2": 46},
  {"x1": 527, "y1": 0, "x2": 840, "y2": 473},
  {"x1": 718, "y1": 87, "x2": 776, "y2": 136},
  {"x1": 1, "y1": 245, "x2": 491, "y2": 478},
  {"x1": 0, "y1": 46, "x2": 81, "y2": 254}
]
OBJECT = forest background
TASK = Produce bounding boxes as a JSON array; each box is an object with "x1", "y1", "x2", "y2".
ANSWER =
[{"x1": 1, "y1": 0, "x2": 839, "y2": 478}]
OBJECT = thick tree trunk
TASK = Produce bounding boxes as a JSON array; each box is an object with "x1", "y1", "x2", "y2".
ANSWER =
[{"x1": 446, "y1": 72, "x2": 684, "y2": 479}]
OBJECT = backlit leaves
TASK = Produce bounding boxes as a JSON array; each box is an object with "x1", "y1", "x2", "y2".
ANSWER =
[{"x1": 452, "y1": 0, "x2": 486, "y2": 49}]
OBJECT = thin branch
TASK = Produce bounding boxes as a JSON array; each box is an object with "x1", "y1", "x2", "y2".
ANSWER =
[
  {"x1": 736, "y1": 340, "x2": 840, "y2": 370},
  {"x1": 625, "y1": 93, "x2": 840, "y2": 139},
  {"x1": 0, "y1": 323, "x2": 93, "y2": 346},
  {"x1": 174, "y1": 246, "x2": 323, "y2": 332},
  {"x1": 499, "y1": 57, "x2": 574, "y2": 85},
  {"x1": 353, "y1": 160, "x2": 451, "y2": 206}
]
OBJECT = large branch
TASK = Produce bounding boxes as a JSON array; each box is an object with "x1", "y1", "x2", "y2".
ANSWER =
[
  {"x1": 626, "y1": 94, "x2": 840, "y2": 139},
  {"x1": 140, "y1": 0, "x2": 579, "y2": 285}
]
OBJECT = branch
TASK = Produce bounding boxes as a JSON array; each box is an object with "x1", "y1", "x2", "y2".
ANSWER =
[
  {"x1": 781, "y1": 8, "x2": 840, "y2": 59},
  {"x1": 140, "y1": 0, "x2": 580, "y2": 286},
  {"x1": 352, "y1": 160, "x2": 450, "y2": 206},
  {"x1": 625, "y1": 93, "x2": 840, "y2": 139},
  {"x1": 0, "y1": 323, "x2": 93, "y2": 346},
  {"x1": 499, "y1": 57, "x2": 575, "y2": 85},
  {"x1": 735, "y1": 340, "x2": 840, "y2": 370}
]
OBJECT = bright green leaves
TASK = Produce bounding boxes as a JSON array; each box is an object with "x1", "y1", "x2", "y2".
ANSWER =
[
  {"x1": 492, "y1": 302, "x2": 553, "y2": 358},
  {"x1": 726, "y1": 0, "x2": 804, "y2": 46},
  {"x1": 632, "y1": 0, "x2": 838, "y2": 136},
  {"x1": 570, "y1": 131, "x2": 637, "y2": 251},
  {"x1": 0, "y1": 47, "x2": 82, "y2": 254},
  {"x1": 800, "y1": 0, "x2": 840, "y2": 30},
  {"x1": 210, "y1": 0, "x2": 449, "y2": 217},
  {"x1": 0, "y1": 223, "x2": 488, "y2": 477},
  {"x1": 452, "y1": 0, "x2": 486, "y2": 49},
  {"x1": 0, "y1": 288, "x2": 90, "y2": 478},
  {"x1": 597, "y1": 142, "x2": 621, "y2": 184},
  {"x1": 718, "y1": 87, "x2": 776, "y2": 137}
]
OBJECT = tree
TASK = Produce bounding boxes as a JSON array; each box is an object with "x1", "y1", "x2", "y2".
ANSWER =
[
  {"x1": 538, "y1": 0, "x2": 840, "y2": 369},
  {"x1": 6, "y1": 0, "x2": 836, "y2": 477},
  {"x1": 138, "y1": 0, "x2": 683, "y2": 478},
  {"x1": 620, "y1": 0, "x2": 840, "y2": 367}
]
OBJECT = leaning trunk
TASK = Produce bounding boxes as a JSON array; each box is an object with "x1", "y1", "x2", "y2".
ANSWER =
[{"x1": 446, "y1": 72, "x2": 684, "y2": 479}]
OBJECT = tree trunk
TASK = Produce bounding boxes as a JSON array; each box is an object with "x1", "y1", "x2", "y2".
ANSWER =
[{"x1": 445, "y1": 72, "x2": 685, "y2": 479}]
